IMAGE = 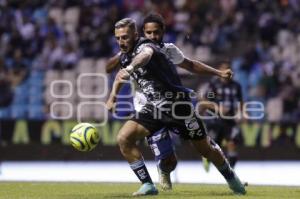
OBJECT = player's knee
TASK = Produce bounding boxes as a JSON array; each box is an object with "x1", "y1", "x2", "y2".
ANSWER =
[
  {"x1": 117, "y1": 133, "x2": 129, "y2": 148},
  {"x1": 159, "y1": 154, "x2": 177, "y2": 173},
  {"x1": 117, "y1": 135, "x2": 131, "y2": 156}
]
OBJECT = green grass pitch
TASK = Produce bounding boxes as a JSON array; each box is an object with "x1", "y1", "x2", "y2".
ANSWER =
[{"x1": 0, "y1": 182, "x2": 300, "y2": 199}]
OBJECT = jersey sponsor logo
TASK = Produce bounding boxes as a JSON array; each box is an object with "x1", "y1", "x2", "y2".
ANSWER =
[{"x1": 184, "y1": 117, "x2": 200, "y2": 130}]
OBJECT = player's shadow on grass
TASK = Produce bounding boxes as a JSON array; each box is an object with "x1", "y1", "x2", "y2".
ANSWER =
[
  {"x1": 62, "y1": 194, "x2": 134, "y2": 199},
  {"x1": 102, "y1": 193, "x2": 143, "y2": 199},
  {"x1": 101, "y1": 191, "x2": 233, "y2": 198},
  {"x1": 178, "y1": 190, "x2": 232, "y2": 197}
]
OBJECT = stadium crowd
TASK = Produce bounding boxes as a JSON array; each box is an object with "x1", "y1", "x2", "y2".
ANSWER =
[{"x1": 0, "y1": 0, "x2": 299, "y2": 135}]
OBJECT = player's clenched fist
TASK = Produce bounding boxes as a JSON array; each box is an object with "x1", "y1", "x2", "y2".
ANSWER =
[
  {"x1": 219, "y1": 69, "x2": 233, "y2": 80},
  {"x1": 116, "y1": 68, "x2": 131, "y2": 82}
]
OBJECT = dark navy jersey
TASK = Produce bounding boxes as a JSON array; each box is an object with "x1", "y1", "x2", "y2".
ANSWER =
[
  {"x1": 119, "y1": 37, "x2": 192, "y2": 106},
  {"x1": 206, "y1": 77, "x2": 243, "y2": 118}
]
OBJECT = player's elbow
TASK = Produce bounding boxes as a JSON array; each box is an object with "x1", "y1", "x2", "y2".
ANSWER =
[
  {"x1": 106, "y1": 62, "x2": 118, "y2": 73},
  {"x1": 178, "y1": 58, "x2": 195, "y2": 72},
  {"x1": 105, "y1": 65, "x2": 112, "y2": 73},
  {"x1": 105, "y1": 67, "x2": 111, "y2": 74}
]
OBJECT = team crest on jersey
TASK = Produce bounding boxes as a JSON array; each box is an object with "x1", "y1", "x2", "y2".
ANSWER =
[{"x1": 184, "y1": 117, "x2": 199, "y2": 130}]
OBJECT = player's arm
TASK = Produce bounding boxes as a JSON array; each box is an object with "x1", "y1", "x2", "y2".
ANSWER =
[
  {"x1": 125, "y1": 46, "x2": 154, "y2": 74},
  {"x1": 106, "y1": 46, "x2": 154, "y2": 111},
  {"x1": 167, "y1": 44, "x2": 232, "y2": 79},
  {"x1": 106, "y1": 69, "x2": 130, "y2": 112},
  {"x1": 106, "y1": 52, "x2": 121, "y2": 73},
  {"x1": 178, "y1": 58, "x2": 233, "y2": 79}
]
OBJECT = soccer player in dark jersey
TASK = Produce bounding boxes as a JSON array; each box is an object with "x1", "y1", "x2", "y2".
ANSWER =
[
  {"x1": 106, "y1": 18, "x2": 246, "y2": 196},
  {"x1": 202, "y1": 61, "x2": 243, "y2": 171},
  {"x1": 106, "y1": 13, "x2": 236, "y2": 191}
]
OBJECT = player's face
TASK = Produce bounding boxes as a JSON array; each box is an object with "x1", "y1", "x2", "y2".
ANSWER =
[
  {"x1": 143, "y1": 22, "x2": 164, "y2": 44},
  {"x1": 115, "y1": 26, "x2": 137, "y2": 53}
]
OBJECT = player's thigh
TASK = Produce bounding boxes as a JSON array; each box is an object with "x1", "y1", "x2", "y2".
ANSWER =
[{"x1": 118, "y1": 120, "x2": 151, "y2": 143}]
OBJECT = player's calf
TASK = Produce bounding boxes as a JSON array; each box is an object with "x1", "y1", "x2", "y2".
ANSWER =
[
  {"x1": 157, "y1": 154, "x2": 177, "y2": 190},
  {"x1": 191, "y1": 138, "x2": 246, "y2": 195},
  {"x1": 158, "y1": 154, "x2": 177, "y2": 174}
]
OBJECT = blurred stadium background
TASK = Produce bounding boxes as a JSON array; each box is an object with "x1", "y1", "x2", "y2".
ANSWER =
[{"x1": 0, "y1": 0, "x2": 300, "y2": 186}]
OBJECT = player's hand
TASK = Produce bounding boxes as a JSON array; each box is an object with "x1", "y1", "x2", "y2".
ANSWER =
[
  {"x1": 116, "y1": 68, "x2": 131, "y2": 82},
  {"x1": 219, "y1": 69, "x2": 233, "y2": 80}
]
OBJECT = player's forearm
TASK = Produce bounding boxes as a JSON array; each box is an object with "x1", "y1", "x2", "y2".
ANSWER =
[
  {"x1": 190, "y1": 60, "x2": 221, "y2": 76},
  {"x1": 106, "y1": 52, "x2": 121, "y2": 73},
  {"x1": 108, "y1": 69, "x2": 131, "y2": 101},
  {"x1": 125, "y1": 47, "x2": 153, "y2": 73},
  {"x1": 108, "y1": 78, "x2": 123, "y2": 102}
]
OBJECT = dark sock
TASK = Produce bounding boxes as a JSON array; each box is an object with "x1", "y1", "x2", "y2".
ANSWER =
[
  {"x1": 227, "y1": 151, "x2": 238, "y2": 168},
  {"x1": 228, "y1": 156, "x2": 238, "y2": 168},
  {"x1": 217, "y1": 160, "x2": 235, "y2": 180},
  {"x1": 130, "y1": 159, "x2": 153, "y2": 184},
  {"x1": 158, "y1": 154, "x2": 177, "y2": 173}
]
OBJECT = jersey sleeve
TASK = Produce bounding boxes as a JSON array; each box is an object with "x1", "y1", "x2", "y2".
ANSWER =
[{"x1": 164, "y1": 43, "x2": 185, "y2": 65}]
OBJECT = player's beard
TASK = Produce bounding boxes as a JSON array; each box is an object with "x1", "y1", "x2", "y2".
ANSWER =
[{"x1": 120, "y1": 45, "x2": 128, "y2": 53}]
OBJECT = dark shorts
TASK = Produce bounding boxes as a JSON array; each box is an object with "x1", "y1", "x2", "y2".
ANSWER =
[
  {"x1": 206, "y1": 119, "x2": 241, "y2": 144},
  {"x1": 131, "y1": 101, "x2": 207, "y2": 140}
]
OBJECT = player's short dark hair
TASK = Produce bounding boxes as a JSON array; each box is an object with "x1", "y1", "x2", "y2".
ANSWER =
[
  {"x1": 115, "y1": 18, "x2": 137, "y2": 32},
  {"x1": 143, "y1": 13, "x2": 165, "y2": 31}
]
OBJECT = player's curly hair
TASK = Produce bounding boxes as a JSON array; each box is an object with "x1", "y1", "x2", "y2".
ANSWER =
[{"x1": 143, "y1": 13, "x2": 165, "y2": 31}]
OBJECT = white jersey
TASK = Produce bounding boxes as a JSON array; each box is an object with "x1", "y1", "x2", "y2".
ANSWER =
[
  {"x1": 160, "y1": 43, "x2": 185, "y2": 65},
  {"x1": 134, "y1": 43, "x2": 185, "y2": 112}
]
